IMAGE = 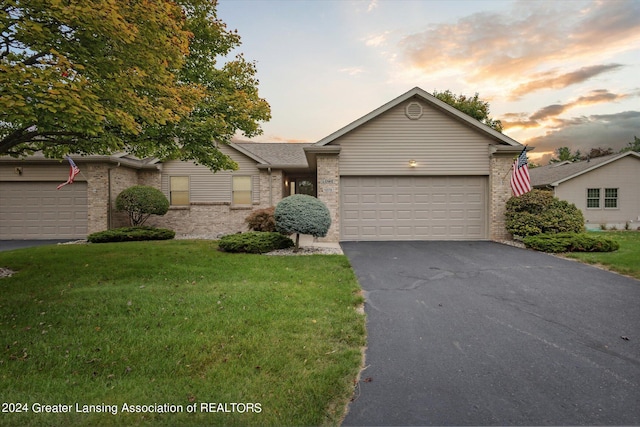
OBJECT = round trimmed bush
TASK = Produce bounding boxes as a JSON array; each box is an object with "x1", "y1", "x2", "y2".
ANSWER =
[
  {"x1": 275, "y1": 195, "x2": 331, "y2": 250},
  {"x1": 116, "y1": 185, "x2": 170, "y2": 226}
]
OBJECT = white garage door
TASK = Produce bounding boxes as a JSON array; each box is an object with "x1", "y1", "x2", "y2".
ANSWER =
[
  {"x1": 341, "y1": 176, "x2": 487, "y2": 241},
  {"x1": 0, "y1": 182, "x2": 88, "y2": 239}
]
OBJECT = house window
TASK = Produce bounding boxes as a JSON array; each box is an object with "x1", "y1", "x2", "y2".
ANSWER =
[
  {"x1": 604, "y1": 188, "x2": 618, "y2": 209},
  {"x1": 232, "y1": 176, "x2": 252, "y2": 205},
  {"x1": 170, "y1": 176, "x2": 189, "y2": 206},
  {"x1": 586, "y1": 188, "x2": 600, "y2": 208}
]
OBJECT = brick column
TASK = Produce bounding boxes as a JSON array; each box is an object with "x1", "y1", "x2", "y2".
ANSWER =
[
  {"x1": 316, "y1": 154, "x2": 340, "y2": 242},
  {"x1": 86, "y1": 163, "x2": 109, "y2": 234},
  {"x1": 259, "y1": 169, "x2": 283, "y2": 206},
  {"x1": 489, "y1": 153, "x2": 515, "y2": 241}
]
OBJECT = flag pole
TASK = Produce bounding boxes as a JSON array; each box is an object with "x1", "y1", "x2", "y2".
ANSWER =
[{"x1": 502, "y1": 162, "x2": 514, "y2": 181}]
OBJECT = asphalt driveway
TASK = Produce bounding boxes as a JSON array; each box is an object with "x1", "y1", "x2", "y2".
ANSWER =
[
  {"x1": 341, "y1": 241, "x2": 640, "y2": 426},
  {"x1": 0, "y1": 240, "x2": 73, "y2": 252}
]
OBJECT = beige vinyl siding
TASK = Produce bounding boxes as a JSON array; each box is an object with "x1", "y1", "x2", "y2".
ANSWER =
[
  {"x1": 555, "y1": 156, "x2": 640, "y2": 224},
  {"x1": 334, "y1": 99, "x2": 492, "y2": 176},
  {"x1": 0, "y1": 163, "x2": 87, "y2": 182},
  {"x1": 161, "y1": 145, "x2": 260, "y2": 204}
]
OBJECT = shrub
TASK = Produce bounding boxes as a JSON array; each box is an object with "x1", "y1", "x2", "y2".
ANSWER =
[
  {"x1": 245, "y1": 207, "x2": 276, "y2": 232},
  {"x1": 218, "y1": 232, "x2": 294, "y2": 254},
  {"x1": 87, "y1": 226, "x2": 175, "y2": 243},
  {"x1": 523, "y1": 233, "x2": 619, "y2": 253},
  {"x1": 275, "y1": 195, "x2": 332, "y2": 251},
  {"x1": 116, "y1": 185, "x2": 170, "y2": 226},
  {"x1": 505, "y1": 189, "x2": 585, "y2": 237}
]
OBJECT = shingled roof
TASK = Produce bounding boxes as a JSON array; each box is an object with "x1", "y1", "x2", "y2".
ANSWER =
[
  {"x1": 530, "y1": 151, "x2": 640, "y2": 187},
  {"x1": 234, "y1": 142, "x2": 311, "y2": 167}
]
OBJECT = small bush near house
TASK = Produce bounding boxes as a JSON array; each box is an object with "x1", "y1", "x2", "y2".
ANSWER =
[
  {"x1": 245, "y1": 206, "x2": 276, "y2": 232},
  {"x1": 506, "y1": 189, "x2": 585, "y2": 237},
  {"x1": 116, "y1": 185, "x2": 170, "y2": 226},
  {"x1": 275, "y1": 194, "x2": 331, "y2": 251},
  {"x1": 87, "y1": 226, "x2": 175, "y2": 243},
  {"x1": 218, "y1": 232, "x2": 294, "y2": 254},
  {"x1": 523, "y1": 232, "x2": 619, "y2": 253}
]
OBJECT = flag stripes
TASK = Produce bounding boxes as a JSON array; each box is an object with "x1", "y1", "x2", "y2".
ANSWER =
[
  {"x1": 510, "y1": 148, "x2": 531, "y2": 197},
  {"x1": 57, "y1": 156, "x2": 81, "y2": 190}
]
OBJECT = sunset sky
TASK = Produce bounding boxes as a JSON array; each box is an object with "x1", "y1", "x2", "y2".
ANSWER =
[{"x1": 218, "y1": 0, "x2": 640, "y2": 164}]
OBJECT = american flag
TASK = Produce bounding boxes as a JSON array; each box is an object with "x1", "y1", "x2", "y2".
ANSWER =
[
  {"x1": 510, "y1": 147, "x2": 531, "y2": 197},
  {"x1": 56, "y1": 156, "x2": 80, "y2": 190}
]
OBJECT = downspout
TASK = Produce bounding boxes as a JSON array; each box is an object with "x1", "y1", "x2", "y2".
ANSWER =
[
  {"x1": 107, "y1": 162, "x2": 121, "y2": 229},
  {"x1": 268, "y1": 167, "x2": 273, "y2": 206}
]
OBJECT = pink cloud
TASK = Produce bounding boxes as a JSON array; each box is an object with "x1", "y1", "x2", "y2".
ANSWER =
[{"x1": 398, "y1": 1, "x2": 640, "y2": 85}]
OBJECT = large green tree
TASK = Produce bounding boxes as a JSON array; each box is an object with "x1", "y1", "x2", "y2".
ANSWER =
[
  {"x1": 0, "y1": 0, "x2": 270, "y2": 171},
  {"x1": 433, "y1": 89, "x2": 503, "y2": 132}
]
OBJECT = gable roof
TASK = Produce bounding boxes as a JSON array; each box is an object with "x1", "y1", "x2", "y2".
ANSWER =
[
  {"x1": 314, "y1": 87, "x2": 522, "y2": 147},
  {"x1": 530, "y1": 151, "x2": 640, "y2": 187},
  {"x1": 233, "y1": 142, "x2": 311, "y2": 168}
]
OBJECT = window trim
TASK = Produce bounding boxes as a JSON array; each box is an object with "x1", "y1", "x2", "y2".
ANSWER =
[
  {"x1": 604, "y1": 188, "x2": 619, "y2": 209},
  {"x1": 169, "y1": 176, "x2": 190, "y2": 206},
  {"x1": 586, "y1": 188, "x2": 600, "y2": 209},
  {"x1": 232, "y1": 175, "x2": 253, "y2": 206}
]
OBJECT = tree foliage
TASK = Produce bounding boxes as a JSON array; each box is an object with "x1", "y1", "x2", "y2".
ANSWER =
[
  {"x1": 0, "y1": 0, "x2": 270, "y2": 171},
  {"x1": 115, "y1": 185, "x2": 169, "y2": 226},
  {"x1": 620, "y1": 136, "x2": 640, "y2": 153},
  {"x1": 275, "y1": 195, "x2": 331, "y2": 251},
  {"x1": 505, "y1": 189, "x2": 585, "y2": 237},
  {"x1": 245, "y1": 207, "x2": 276, "y2": 232},
  {"x1": 433, "y1": 89, "x2": 503, "y2": 132},
  {"x1": 549, "y1": 147, "x2": 581, "y2": 163}
]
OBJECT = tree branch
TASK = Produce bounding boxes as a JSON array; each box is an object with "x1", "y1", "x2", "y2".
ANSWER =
[{"x1": 22, "y1": 51, "x2": 48, "y2": 66}]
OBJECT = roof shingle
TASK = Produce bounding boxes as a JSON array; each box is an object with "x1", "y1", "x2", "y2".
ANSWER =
[{"x1": 235, "y1": 142, "x2": 311, "y2": 167}]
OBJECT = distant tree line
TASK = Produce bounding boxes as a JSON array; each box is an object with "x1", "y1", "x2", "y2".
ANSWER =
[{"x1": 545, "y1": 136, "x2": 640, "y2": 165}]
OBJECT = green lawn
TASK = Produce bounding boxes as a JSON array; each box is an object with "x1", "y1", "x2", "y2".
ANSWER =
[
  {"x1": 0, "y1": 241, "x2": 365, "y2": 426},
  {"x1": 565, "y1": 231, "x2": 640, "y2": 279}
]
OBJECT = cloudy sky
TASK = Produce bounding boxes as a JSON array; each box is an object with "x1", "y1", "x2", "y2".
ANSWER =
[{"x1": 218, "y1": 0, "x2": 640, "y2": 164}]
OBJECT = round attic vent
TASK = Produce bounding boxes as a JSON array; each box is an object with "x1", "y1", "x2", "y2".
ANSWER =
[{"x1": 405, "y1": 102, "x2": 423, "y2": 120}]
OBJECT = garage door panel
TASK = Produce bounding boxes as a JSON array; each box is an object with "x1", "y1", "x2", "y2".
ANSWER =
[
  {"x1": 0, "y1": 182, "x2": 87, "y2": 239},
  {"x1": 341, "y1": 176, "x2": 487, "y2": 241}
]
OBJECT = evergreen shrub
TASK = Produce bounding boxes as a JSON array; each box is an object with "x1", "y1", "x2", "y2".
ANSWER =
[
  {"x1": 218, "y1": 232, "x2": 294, "y2": 254},
  {"x1": 87, "y1": 226, "x2": 175, "y2": 243},
  {"x1": 275, "y1": 195, "x2": 332, "y2": 250},
  {"x1": 523, "y1": 232, "x2": 619, "y2": 253},
  {"x1": 116, "y1": 185, "x2": 170, "y2": 226},
  {"x1": 506, "y1": 189, "x2": 584, "y2": 237}
]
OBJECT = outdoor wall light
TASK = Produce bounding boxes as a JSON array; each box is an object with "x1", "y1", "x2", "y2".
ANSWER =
[
  {"x1": 15, "y1": 167, "x2": 23, "y2": 175},
  {"x1": 409, "y1": 160, "x2": 417, "y2": 168}
]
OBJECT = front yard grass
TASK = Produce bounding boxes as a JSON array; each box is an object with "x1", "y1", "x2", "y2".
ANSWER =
[
  {"x1": 0, "y1": 240, "x2": 365, "y2": 426},
  {"x1": 565, "y1": 231, "x2": 640, "y2": 279}
]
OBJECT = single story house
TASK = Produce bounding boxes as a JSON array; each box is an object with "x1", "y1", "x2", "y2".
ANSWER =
[
  {"x1": 529, "y1": 151, "x2": 640, "y2": 230},
  {"x1": 1, "y1": 87, "x2": 527, "y2": 241}
]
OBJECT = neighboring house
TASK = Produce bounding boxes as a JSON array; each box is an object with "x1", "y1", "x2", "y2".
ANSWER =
[
  {"x1": 0, "y1": 87, "x2": 526, "y2": 241},
  {"x1": 529, "y1": 151, "x2": 640, "y2": 230}
]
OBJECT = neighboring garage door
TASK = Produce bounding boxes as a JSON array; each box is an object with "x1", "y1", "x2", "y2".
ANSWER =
[
  {"x1": 341, "y1": 176, "x2": 487, "y2": 241},
  {"x1": 0, "y1": 182, "x2": 88, "y2": 239}
]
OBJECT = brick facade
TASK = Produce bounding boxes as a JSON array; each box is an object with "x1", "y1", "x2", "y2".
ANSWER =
[
  {"x1": 145, "y1": 169, "x2": 283, "y2": 238},
  {"x1": 316, "y1": 154, "x2": 340, "y2": 242},
  {"x1": 489, "y1": 153, "x2": 515, "y2": 241},
  {"x1": 79, "y1": 149, "x2": 516, "y2": 242}
]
